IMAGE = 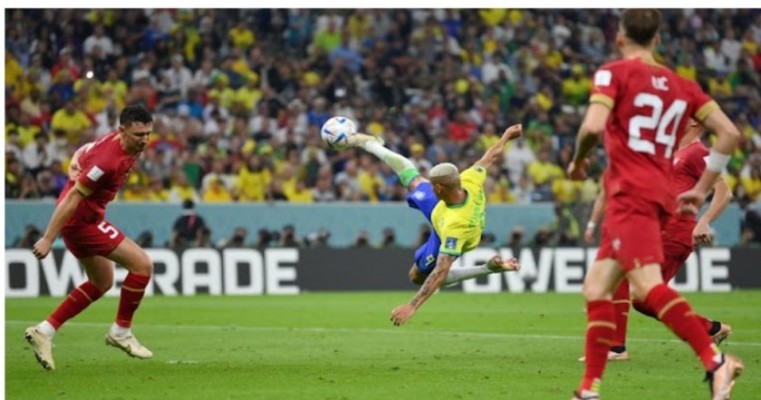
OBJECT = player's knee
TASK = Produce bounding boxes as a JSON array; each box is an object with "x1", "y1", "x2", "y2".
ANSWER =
[
  {"x1": 90, "y1": 276, "x2": 114, "y2": 293},
  {"x1": 132, "y1": 252, "x2": 154, "y2": 276},
  {"x1": 408, "y1": 268, "x2": 426, "y2": 285},
  {"x1": 582, "y1": 281, "x2": 610, "y2": 301}
]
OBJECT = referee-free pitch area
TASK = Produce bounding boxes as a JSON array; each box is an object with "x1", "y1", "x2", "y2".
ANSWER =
[{"x1": 6, "y1": 292, "x2": 761, "y2": 399}]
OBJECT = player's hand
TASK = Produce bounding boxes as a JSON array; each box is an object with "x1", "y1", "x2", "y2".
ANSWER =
[
  {"x1": 68, "y1": 160, "x2": 81, "y2": 181},
  {"x1": 502, "y1": 124, "x2": 523, "y2": 141},
  {"x1": 692, "y1": 222, "x2": 713, "y2": 245},
  {"x1": 677, "y1": 188, "x2": 707, "y2": 216},
  {"x1": 390, "y1": 304, "x2": 416, "y2": 326},
  {"x1": 583, "y1": 228, "x2": 595, "y2": 244},
  {"x1": 32, "y1": 237, "x2": 53, "y2": 260},
  {"x1": 567, "y1": 159, "x2": 589, "y2": 181}
]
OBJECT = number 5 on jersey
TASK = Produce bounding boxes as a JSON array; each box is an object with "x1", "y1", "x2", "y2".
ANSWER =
[
  {"x1": 97, "y1": 221, "x2": 119, "y2": 239},
  {"x1": 628, "y1": 94, "x2": 687, "y2": 159}
]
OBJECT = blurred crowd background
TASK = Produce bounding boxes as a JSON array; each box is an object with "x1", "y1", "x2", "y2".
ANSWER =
[{"x1": 5, "y1": 9, "x2": 761, "y2": 247}]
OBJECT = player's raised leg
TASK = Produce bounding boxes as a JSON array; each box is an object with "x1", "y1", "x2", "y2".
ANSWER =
[
  {"x1": 104, "y1": 237, "x2": 154, "y2": 359},
  {"x1": 627, "y1": 265, "x2": 743, "y2": 400},
  {"x1": 347, "y1": 133, "x2": 422, "y2": 191},
  {"x1": 25, "y1": 255, "x2": 114, "y2": 370}
]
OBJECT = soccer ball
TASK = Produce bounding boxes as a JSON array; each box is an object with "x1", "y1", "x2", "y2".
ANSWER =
[{"x1": 321, "y1": 116, "x2": 357, "y2": 150}]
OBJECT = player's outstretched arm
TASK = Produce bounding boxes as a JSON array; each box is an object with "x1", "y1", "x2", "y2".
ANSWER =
[
  {"x1": 678, "y1": 109, "x2": 740, "y2": 214},
  {"x1": 693, "y1": 178, "x2": 733, "y2": 245},
  {"x1": 390, "y1": 253, "x2": 457, "y2": 326},
  {"x1": 32, "y1": 189, "x2": 86, "y2": 259},
  {"x1": 475, "y1": 124, "x2": 522, "y2": 169},
  {"x1": 584, "y1": 184, "x2": 607, "y2": 244},
  {"x1": 568, "y1": 103, "x2": 610, "y2": 180}
]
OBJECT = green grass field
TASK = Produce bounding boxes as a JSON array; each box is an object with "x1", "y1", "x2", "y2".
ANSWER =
[{"x1": 5, "y1": 291, "x2": 761, "y2": 399}]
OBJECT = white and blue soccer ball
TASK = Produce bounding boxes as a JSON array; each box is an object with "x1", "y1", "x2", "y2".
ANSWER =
[{"x1": 320, "y1": 116, "x2": 357, "y2": 150}]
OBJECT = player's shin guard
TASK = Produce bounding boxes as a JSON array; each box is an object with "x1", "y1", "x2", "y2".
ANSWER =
[
  {"x1": 611, "y1": 281, "x2": 630, "y2": 349},
  {"x1": 643, "y1": 284, "x2": 722, "y2": 371},
  {"x1": 579, "y1": 300, "x2": 616, "y2": 393},
  {"x1": 115, "y1": 273, "x2": 150, "y2": 328},
  {"x1": 48, "y1": 281, "x2": 105, "y2": 329}
]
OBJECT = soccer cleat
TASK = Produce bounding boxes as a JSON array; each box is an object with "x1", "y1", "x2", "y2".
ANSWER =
[
  {"x1": 578, "y1": 350, "x2": 630, "y2": 362},
  {"x1": 486, "y1": 255, "x2": 521, "y2": 272},
  {"x1": 105, "y1": 331, "x2": 153, "y2": 359},
  {"x1": 24, "y1": 326, "x2": 55, "y2": 370},
  {"x1": 346, "y1": 133, "x2": 384, "y2": 148},
  {"x1": 571, "y1": 390, "x2": 600, "y2": 400},
  {"x1": 706, "y1": 354, "x2": 743, "y2": 400},
  {"x1": 712, "y1": 323, "x2": 732, "y2": 346}
]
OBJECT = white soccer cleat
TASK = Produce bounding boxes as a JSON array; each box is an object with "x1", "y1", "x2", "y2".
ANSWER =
[
  {"x1": 707, "y1": 354, "x2": 743, "y2": 400},
  {"x1": 105, "y1": 331, "x2": 154, "y2": 359},
  {"x1": 712, "y1": 323, "x2": 732, "y2": 346},
  {"x1": 346, "y1": 133, "x2": 384, "y2": 148},
  {"x1": 578, "y1": 350, "x2": 630, "y2": 362},
  {"x1": 571, "y1": 389, "x2": 600, "y2": 400},
  {"x1": 486, "y1": 255, "x2": 521, "y2": 272},
  {"x1": 24, "y1": 326, "x2": 55, "y2": 370}
]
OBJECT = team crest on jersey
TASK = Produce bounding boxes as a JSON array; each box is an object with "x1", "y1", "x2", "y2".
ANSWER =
[
  {"x1": 594, "y1": 70, "x2": 612, "y2": 87},
  {"x1": 87, "y1": 166, "x2": 104, "y2": 182},
  {"x1": 445, "y1": 237, "x2": 458, "y2": 250}
]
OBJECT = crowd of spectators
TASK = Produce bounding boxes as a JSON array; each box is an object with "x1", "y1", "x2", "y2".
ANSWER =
[{"x1": 5, "y1": 9, "x2": 761, "y2": 225}]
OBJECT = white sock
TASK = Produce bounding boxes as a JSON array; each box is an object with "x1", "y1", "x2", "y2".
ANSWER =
[
  {"x1": 37, "y1": 321, "x2": 56, "y2": 338},
  {"x1": 444, "y1": 265, "x2": 492, "y2": 285},
  {"x1": 363, "y1": 141, "x2": 416, "y2": 174},
  {"x1": 110, "y1": 323, "x2": 131, "y2": 337}
]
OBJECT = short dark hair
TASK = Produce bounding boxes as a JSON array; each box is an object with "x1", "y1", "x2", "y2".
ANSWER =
[
  {"x1": 620, "y1": 9, "x2": 662, "y2": 47},
  {"x1": 120, "y1": 105, "x2": 153, "y2": 127}
]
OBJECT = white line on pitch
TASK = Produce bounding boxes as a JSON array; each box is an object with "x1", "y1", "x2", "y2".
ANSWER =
[{"x1": 6, "y1": 320, "x2": 761, "y2": 347}]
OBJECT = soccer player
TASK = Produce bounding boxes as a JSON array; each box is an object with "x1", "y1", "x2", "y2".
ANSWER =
[
  {"x1": 345, "y1": 125, "x2": 523, "y2": 326},
  {"x1": 580, "y1": 120, "x2": 733, "y2": 363},
  {"x1": 26, "y1": 105, "x2": 155, "y2": 370},
  {"x1": 566, "y1": 9, "x2": 743, "y2": 400}
]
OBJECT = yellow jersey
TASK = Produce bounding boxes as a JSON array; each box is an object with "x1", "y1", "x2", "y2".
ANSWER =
[{"x1": 431, "y1": 166, "x2": 487, "y2": 256}]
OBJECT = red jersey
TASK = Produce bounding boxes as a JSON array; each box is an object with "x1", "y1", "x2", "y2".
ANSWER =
[
  {"x1": 590, "y1": 58, "x2": 717, "y2": 208},
  {"x1": 59, "y1": 131, "x2": 140, "y2": 226},
  {"x1": 663, "y1": 141, "x2": 710, "y2": 245}
]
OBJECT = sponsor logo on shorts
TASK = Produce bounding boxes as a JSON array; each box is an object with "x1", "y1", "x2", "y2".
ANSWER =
[
  {"x1": 426, "y1": 254, "x2": 436, "y2": 266},
  {"x1": 613, "y1": 238, "x2": 621, "y2": 251},
  {"x1": 87, "y1": 166, "x2": 104, "y2": 182},
  {"x1": 445, "y1": 237, "x2": 458, "y2": 250},
  {"x1": 413, "y1": 190, "x2": 426, "y2": 201}
]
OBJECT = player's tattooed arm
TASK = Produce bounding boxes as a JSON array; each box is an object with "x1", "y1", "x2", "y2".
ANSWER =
[{"x1": 409, "y1": 253, "x2": 457, "y2": 309}]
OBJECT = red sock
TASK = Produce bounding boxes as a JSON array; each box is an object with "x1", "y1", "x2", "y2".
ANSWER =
[
  {"x1": 634, "y1": 296, "x2": 715, "y2": 334},
  {"x1": 611, "y1": 280, "x2": 630, "y2": 348},
  {"x1": 115, "y1": 273, "x2": 151, "y2": 328},
  {"x1": 696, "y1": 315, "x2": 715, "y2": 334},
  {"x1": 579, "y1": 300, "x2": 615, "y2": 392},
  {"x1": 632, "y1": 298, "x2": 657, "y2": 319},
  {"x1": 643, "y1": 284, "x2": 722, "y2": 371},
  {"x1": 47, "y1": 281, "x2": 105, "y2": 329}
]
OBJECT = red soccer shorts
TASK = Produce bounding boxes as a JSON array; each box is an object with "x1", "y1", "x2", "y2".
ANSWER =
[
  {"x1": 661, "y1": 238, "x2": 694, "y2": 282},
  {"x1": 62, "y1": 220, "x2": 126, "y2": 259},
  {"x1": 596, "y1": 195, "x2": 670, "y2": 272}
]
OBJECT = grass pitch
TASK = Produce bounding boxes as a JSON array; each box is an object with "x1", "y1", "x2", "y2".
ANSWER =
[{"x1": 5, "y1": 291, "x2": 761, "y2": 399}]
